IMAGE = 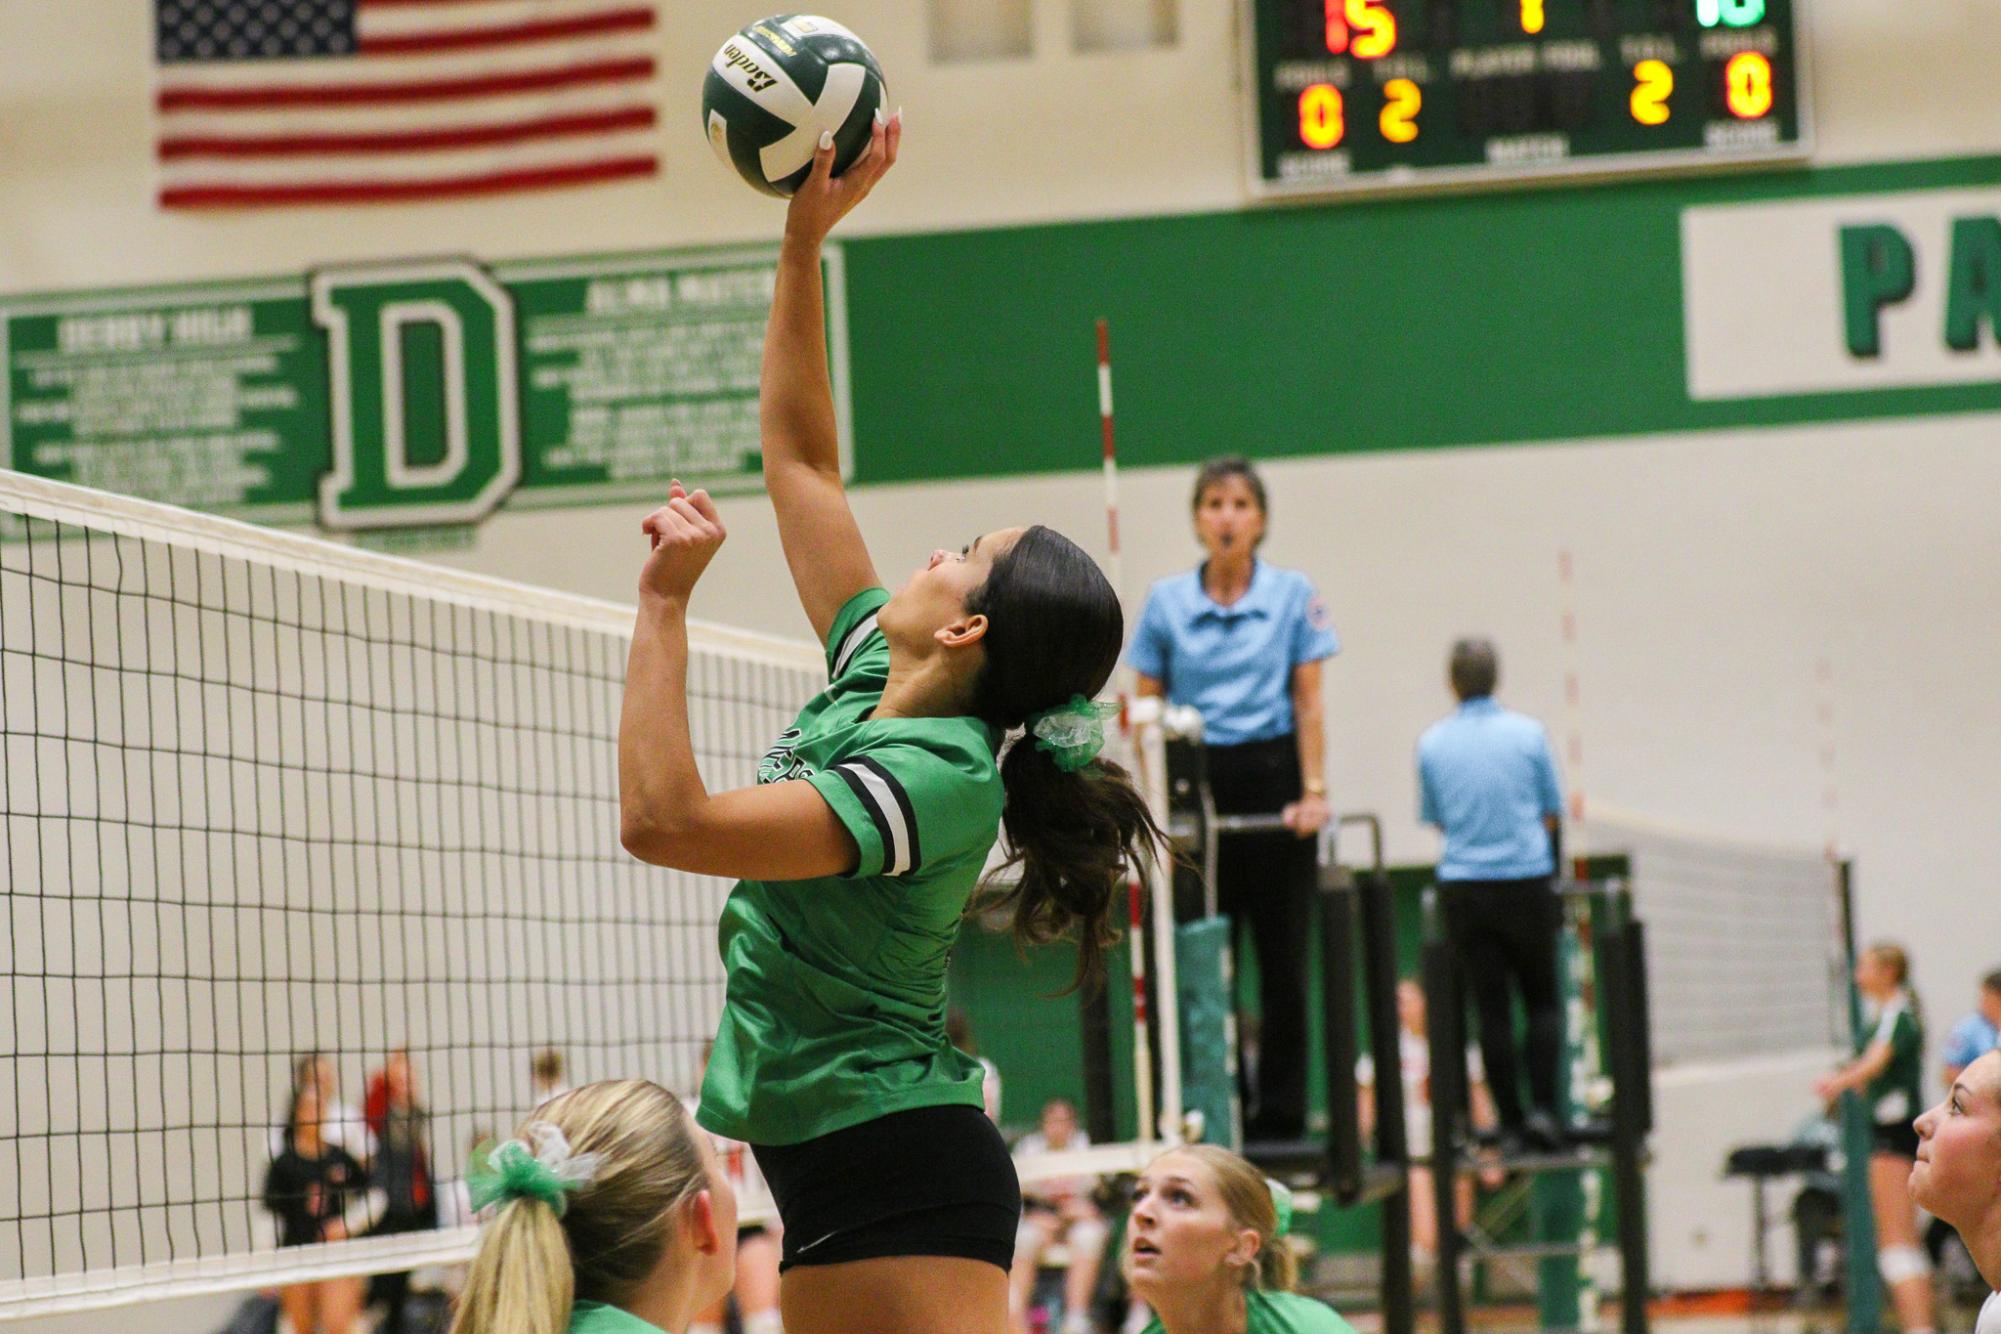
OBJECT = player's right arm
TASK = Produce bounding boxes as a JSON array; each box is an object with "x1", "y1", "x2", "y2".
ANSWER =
[{"x1": 763, "y1": 114, "x2": 901, "y2": 643}]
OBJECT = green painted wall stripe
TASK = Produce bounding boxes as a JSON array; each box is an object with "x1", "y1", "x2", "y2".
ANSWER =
[{"x1": 841, "y1": 154, "x2": 2001, "y2": 486}]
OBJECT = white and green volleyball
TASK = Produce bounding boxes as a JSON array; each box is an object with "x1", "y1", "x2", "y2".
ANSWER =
[{"x1": 702, "y1": 15, "x2": 888, "y2": 198}]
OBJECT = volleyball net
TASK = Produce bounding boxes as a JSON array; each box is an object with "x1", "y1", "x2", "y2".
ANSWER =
[
  {"x1": 0, "y1": 469, "x2": 829, "y2": 1316},
  {"x1": 1587, "y1": 802, "x2": 1848, "y2": 1068},
  {"x1": 0, "y1": 469, "x2": 1192, "y2": 1318}
]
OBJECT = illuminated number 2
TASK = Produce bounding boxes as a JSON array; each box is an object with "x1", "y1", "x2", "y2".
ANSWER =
[
  {"x1": 1380, "y1": 79, "x2": 1421, "y2": 143},
  {"x1": 1521, "y1": 0, "x2": 1546, "y2": 35},
  {"x1": 1630, "y1": 59, "x2": 1673, "y2": 125},
  {"x1": 1725, "y1": 51, "x2": 1774, "y2": 118},
  {"x1": 1299, "y1": 84, "x2": 1346, "y2": 149},
  {"x1": 1696, "y1": 0, "x2": 1767, "y2": 27}
]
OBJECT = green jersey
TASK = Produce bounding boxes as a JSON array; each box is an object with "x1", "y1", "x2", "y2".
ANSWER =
[
  {"x1": 1142, "y1": 1289, "x2": 1358, "y2": 1334},
  {"x1": 570, "y1": 1301, "x2": 667, "y2": 1333},
  {"x1": 697, "y1": 588, "x2": 1004, "y2": 1145},
  {"x1": 1861, "y1": 992, "x2": 1924, "y2": 1127}
]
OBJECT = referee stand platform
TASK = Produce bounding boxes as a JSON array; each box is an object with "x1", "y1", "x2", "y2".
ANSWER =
[
  {"x1": 1153, "y1": 716, "x2": 1418, "y2": 1334},
  {"x1": 1150, "y1": 713, "x2": 1657, "y2": 1334},
  {"x1": 1419, "y1": 876, "x2": 1657, "y2": 1334}
]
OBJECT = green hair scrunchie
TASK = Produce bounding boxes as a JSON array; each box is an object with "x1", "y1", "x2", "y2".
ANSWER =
[
  {"x1": 466, "y1": 1123, "x2": 603, "y2": 1219},
  {"x1": 1026, "y1": 695, "x2": 1119, "y2": 773},
  {"x1": 1266, "y1": 1178, "x2": 1295, "y2": 1239}
]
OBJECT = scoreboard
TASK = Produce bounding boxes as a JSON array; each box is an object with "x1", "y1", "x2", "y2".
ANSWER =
[{"x1": 1244, "y1": 0, "x2": 1807, "y2": 198}]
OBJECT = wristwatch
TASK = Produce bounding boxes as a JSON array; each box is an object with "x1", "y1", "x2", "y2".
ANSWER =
[{"x1": 1302, "y1": 777, "x2": 1327, "y2": 797}]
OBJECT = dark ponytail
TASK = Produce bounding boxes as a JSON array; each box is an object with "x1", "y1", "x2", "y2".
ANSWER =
[{"x1": 965, "y1": 527, "x2": 1166, "y2": 992}]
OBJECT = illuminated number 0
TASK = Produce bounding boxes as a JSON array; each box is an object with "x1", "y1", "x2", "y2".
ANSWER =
[
  {"x1": 1299, "y1": 84, "x2": 1346, "y2": 149},
  {"x1": 1630, "y1": 60, "x2": 1673, "y2": 126},
  {"x1": 1696, "y1": 0, "x2": 1766, "y2": 28},
  {"x1": 1380, "y1": 79, "x2": 1421, "y2": 143},
  {"x1": 1521, "y1": 0, "x2": 1545, "y2": 35},
  {"x1": 1725, "y1": 51, "x2": 1773, "y2": 118},
  {"x1": 1325, "y1": 0, "x2": 1396, "y2": 58}
]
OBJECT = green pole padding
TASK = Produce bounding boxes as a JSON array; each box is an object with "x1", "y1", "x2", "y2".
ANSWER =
[
  {"x1": 1538, "y1": 905, "x2": 1589, "y2": 1330},
  {"x1": 1177, "y1": 917, "x2": 1238, "y2": 1147},
  {"x1": 1835, "y1": 862, "x2": 1882, "y2": 1334}
]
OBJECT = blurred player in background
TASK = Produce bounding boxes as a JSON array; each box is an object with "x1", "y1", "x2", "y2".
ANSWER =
[{"x1": 1818, "y1": 942, "x2": 1934, "y2": 1333}]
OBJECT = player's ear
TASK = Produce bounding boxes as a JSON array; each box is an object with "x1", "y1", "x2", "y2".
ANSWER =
[{"x1": 936, "y1": 613, "x2": 989, "y2": 650}]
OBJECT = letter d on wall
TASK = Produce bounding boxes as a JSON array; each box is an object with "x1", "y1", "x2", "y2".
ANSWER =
[{"x1": 314, "y1": 260, "x2": 521, "y2": 530}]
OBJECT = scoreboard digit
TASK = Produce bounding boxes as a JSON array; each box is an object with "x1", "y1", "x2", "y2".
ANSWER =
[{"x1": 1245, "y1": 0, "x2": 1808, "y2": 198}]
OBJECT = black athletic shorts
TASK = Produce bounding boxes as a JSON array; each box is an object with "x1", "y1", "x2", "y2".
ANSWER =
[
  {"x1": 1872, "y1": 1120, "x2": 1920, "y2": 1159},
  {"x1": 751, "y1": 1104, "x2": 1021, "y2": 1273}
]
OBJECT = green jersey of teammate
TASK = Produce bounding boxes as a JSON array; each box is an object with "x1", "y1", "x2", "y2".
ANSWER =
[
  {"x1": 1141, "y1": 1289, "x2": 1357, "y2": 1334},
  {"x1": 697, "y1": 587, "x2": 1004, "y2": 1145},
  {"x1": 569, "y1": 1301, "x2": 667, "y2": 1333},
  {"x1": 1861, "y1": 992, "x2": 1925, "y2": 1127}
]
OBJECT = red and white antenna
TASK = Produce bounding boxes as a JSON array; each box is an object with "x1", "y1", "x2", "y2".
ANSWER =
[
  {"x1": 1097, "y1": 318, "x2": 1123, "y2": 600},
  {"x1": 1558, "y1": 547, "x2": 1588, "y2": 875}
]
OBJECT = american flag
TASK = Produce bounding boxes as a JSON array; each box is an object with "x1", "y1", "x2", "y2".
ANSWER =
[{"x1": 153, "y1": 0, "x2": 663, "y2": 208}]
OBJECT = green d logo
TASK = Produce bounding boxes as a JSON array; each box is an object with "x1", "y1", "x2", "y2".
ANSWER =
[{"x1": 313, "y1": 259, "x2": 521, "y2": 530}]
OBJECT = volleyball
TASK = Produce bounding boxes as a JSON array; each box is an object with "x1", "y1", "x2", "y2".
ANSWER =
[{"x1": 701, "y1": 15, "x2": 888, "y2": 198}]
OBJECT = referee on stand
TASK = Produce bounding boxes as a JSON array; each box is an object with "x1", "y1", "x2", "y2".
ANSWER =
[
  {"x1": 1129, "y1": 456, "x2": 1340, "y2": 1142},
  {"x1": 1417, "y1": 638, "x2": 1569, "y2": 1153}
]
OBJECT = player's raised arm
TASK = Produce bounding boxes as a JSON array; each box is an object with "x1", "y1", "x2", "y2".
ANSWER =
[{"x1": 762, "y1": 112, "x2": 901, "y2": 644}]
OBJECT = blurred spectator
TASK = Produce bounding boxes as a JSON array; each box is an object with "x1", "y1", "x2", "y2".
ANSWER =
[
  {"x1": 268, "y1": 1053, "x2": 373, "y2": 1166},
  {"x1": 1357, "y1": 980, "x2": 1499, "y2": 1277},
  {"x1": 1943, "y1": 970, "x2": 2001, "y2": 1088},
  {"x1": 1816, "y1": 942, "x2": 1932, "y2": 1334},
  {"x1": 1011, "y1": 1098, "x2": 1109, "y2": 1334},
  {"x1": 363, "y1": 1050, "x2": 437, "y2": 1332},
  {"x1": 263, "y1": 1079, "x2": 380, "y2": 1334},
  {"x1": 948, "y1": 1008, "x2": 1004, "y2": 1123},
  {"x1": 530, "y1": 1047, "x2": 570, "y2": 1107}
]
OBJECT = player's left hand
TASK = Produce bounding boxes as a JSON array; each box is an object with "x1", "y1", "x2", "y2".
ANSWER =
[
  {"x1": 639, "y1": 481, "x2": 727, "y2": 604},
  {"x1": 1283, "y1": 791, "x2": 1331, "y2": 838}
]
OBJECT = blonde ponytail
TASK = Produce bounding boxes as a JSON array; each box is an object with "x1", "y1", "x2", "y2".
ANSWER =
[
  {"x1": 452, "y1": 1196, "x2": 574, "y2": 1334},
  {"x1": 451, "y1": 1081, "x2": 710, "y2": 1334}
]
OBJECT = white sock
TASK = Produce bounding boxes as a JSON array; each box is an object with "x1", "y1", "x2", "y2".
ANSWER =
[
  {"x1": 689, "y1": 1324, "x2": 725, "y2": 1334},
  {"x1": 1062, "y1": 1313, "x2": 1092, "y2": 1334},
  {"x1": 742, "y1": 1313, "x2": 784, "y2": 1334}
]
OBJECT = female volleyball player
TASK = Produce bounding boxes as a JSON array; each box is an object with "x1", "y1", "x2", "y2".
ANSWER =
[
  {"x1": 618, "y1": 114, "x2": 1162, "y2": 1334},
  {"x1": 1911, "y1": 1050, "x2": 2001, "y2": 1334},
  {"x1": 452, "y1": 1080, "x2": 737, "y2": 1334},
  {"x1": 1817, "y1": 942, "x2": 1935, "y2": 1333},
  {"x1": 1123, "y1": 1145, "x2": 1355, "y2": 1333}
]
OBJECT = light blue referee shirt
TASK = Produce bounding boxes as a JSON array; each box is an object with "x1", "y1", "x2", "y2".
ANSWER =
[
  {"x1": 1128, "y1": 560, "x2": 1339, "y2": 747},
  {"x1": 1418, "y1": 697, "x2": 1564, "y2": 882},
  {"x1": 1944, "y1": 1011, "x2": 2000, "y2": 1070}
]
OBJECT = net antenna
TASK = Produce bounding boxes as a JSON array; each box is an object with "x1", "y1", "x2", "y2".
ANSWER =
[{"x1": 0, "y1": 469, "x2": 820, "y2": 1317}]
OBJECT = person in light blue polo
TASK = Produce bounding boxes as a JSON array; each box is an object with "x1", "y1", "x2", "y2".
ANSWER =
[
  {"x1": 1130, "y1": 456, "x2": 1339, "y2": 1140},
  {"x1": 1417, "y1": 638, "x2": 1568, "y2": 1152},
  {"x1": 1943, "y1": 970, "x2": 2001, "y2": 1087}
]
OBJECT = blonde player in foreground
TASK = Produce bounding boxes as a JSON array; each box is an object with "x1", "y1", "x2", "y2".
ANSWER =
[
  {"x1": 1912, "y1": 1049, "x2": 2001, "y2": 1334},
  {"x1": 450, "y1": 1081, "x2": 737, "y2": 1334},
  {"x1": 618, "y1": 115, "x2": 1164, "y2": 1334},
  {"x1": 1124, "y1": 1146, "x2": 1356, "y2": 1334}
]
